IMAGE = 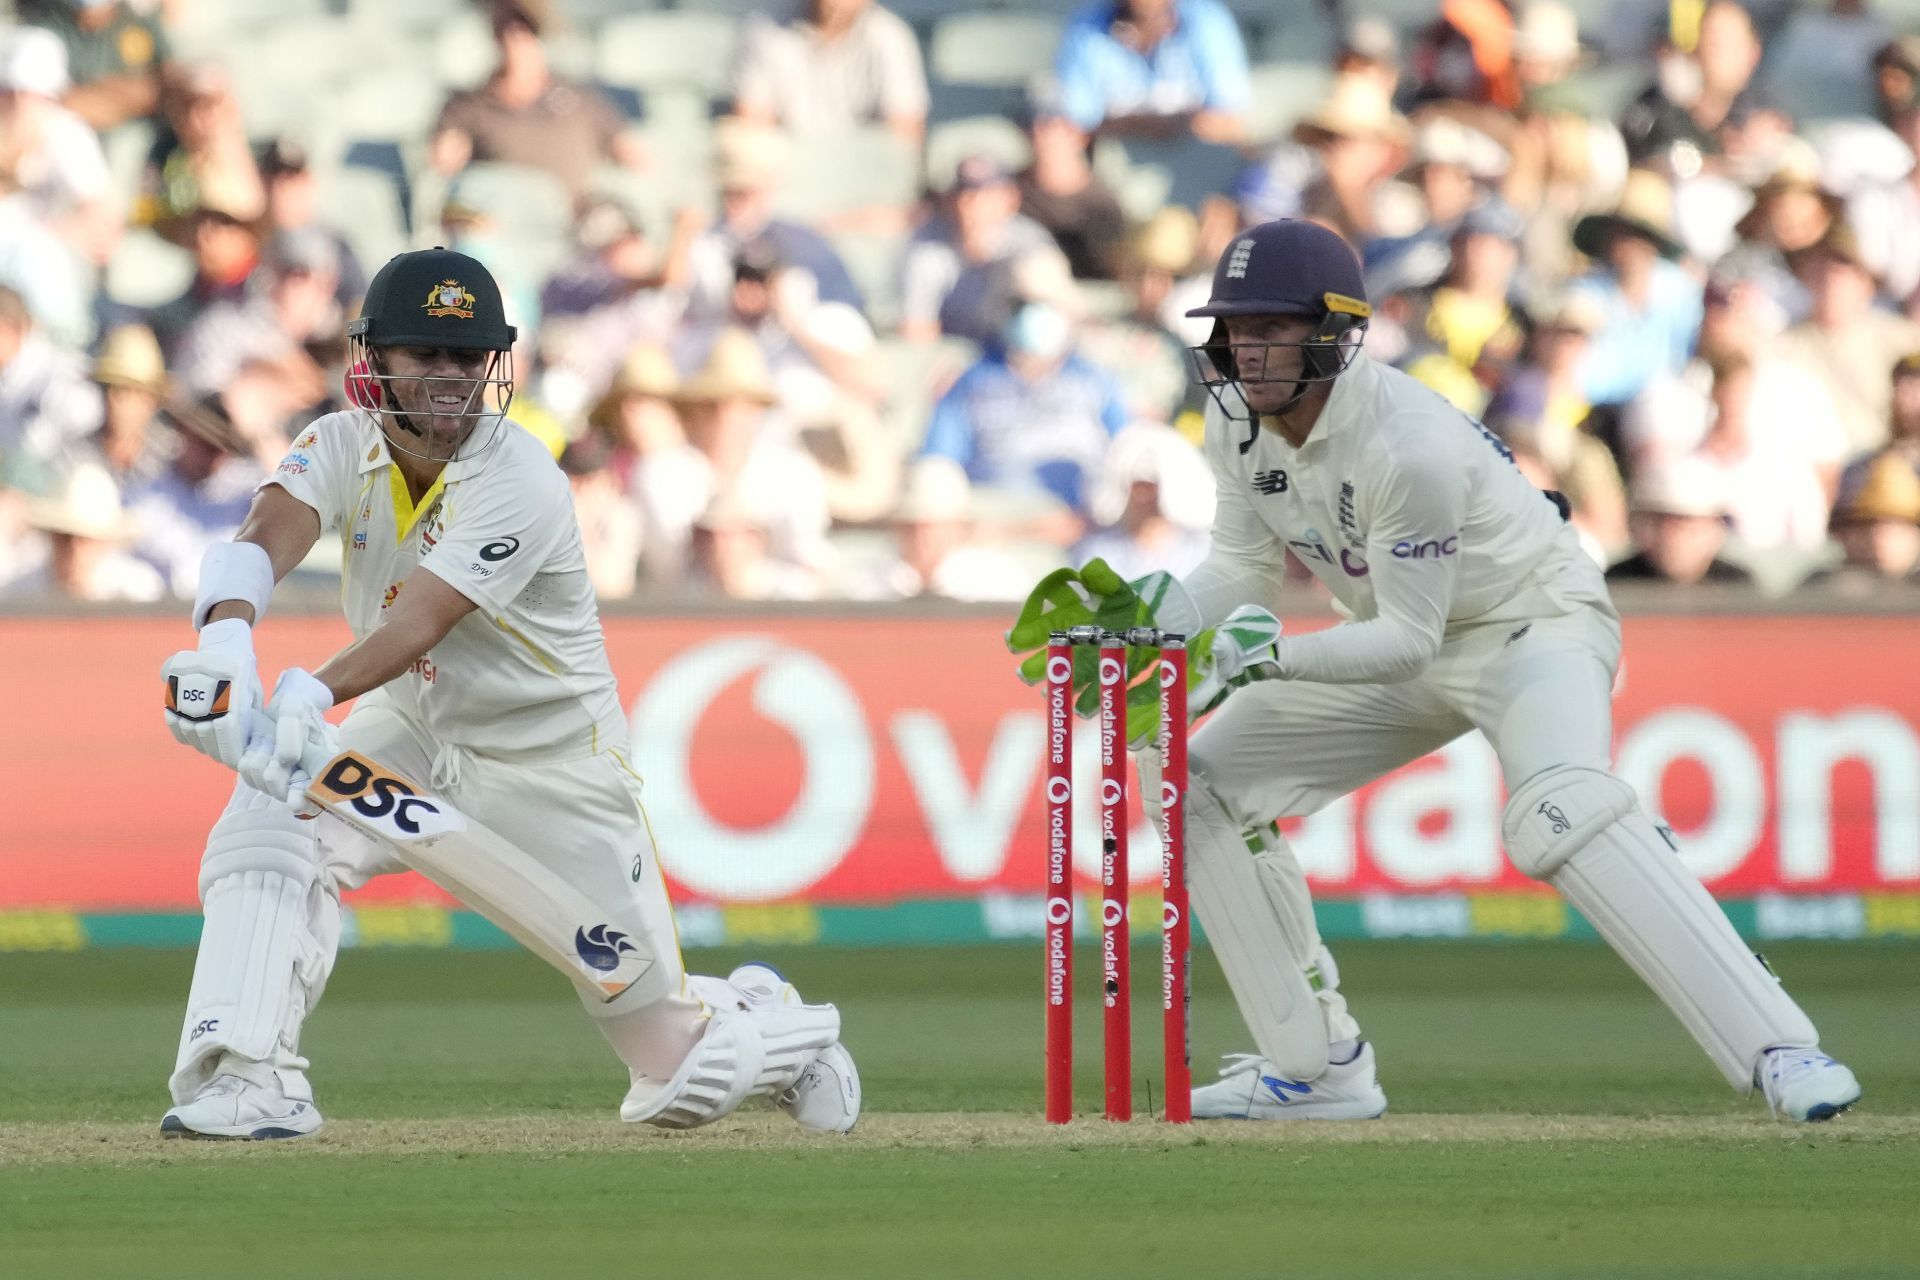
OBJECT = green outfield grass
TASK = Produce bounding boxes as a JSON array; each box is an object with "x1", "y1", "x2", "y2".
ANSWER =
[{"x1": 2, "y1": 941, "x2": 1916, "y2": 1279}]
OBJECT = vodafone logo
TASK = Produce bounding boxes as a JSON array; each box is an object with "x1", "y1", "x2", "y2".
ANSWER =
[
  {"x1": 1163, "y1": 901, "x2": 1180, "y2": 929},
  {"x1": 1099, "y1": 656, "x2": 1122, "y2": 685},
  {"x1": 1160, "y1": 663, "x2": 1176, "y2": 688},
  {"x1": 1101, "y1": 899, "x2": 1125, "y2": 927},
  {"x1": 1046, "y1": 776, "x2": 1072, "y2": 804},
  {"x1": 1045, "y1": 896, "x2": 1073, "y2": 925},
  {"x1": 1046, "y1": 655, "x2": 1071, "y2": 683},
  {"x1": 1161, "y1": 781, "x2": 1179, "y2": 810},
  {"x1": 1100, "y1": 778, "x2": 1124, "y2": 807},
  {"x1": 631, "y1": 637, "x2": 874, "y2": 900}
]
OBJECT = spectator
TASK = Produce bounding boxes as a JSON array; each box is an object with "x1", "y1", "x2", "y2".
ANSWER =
[
  {"x1": 1844, "y1": 103, "x2": 1920, "y2": 309},
  {"x1": 86, "y1": 324, "x2": 172, "y2": 489},
  {"x1": 920, "y1": 297, "x2": 1128, "y2": 532},
  {"x1": 1871, "y1": 35, "x2": 1920, "y2": 129},
  {"x1": 1072, "y1": 420, "x2": 1213, "y2": 578},
  {"x1": 686, "y1": 487, "x2": 819, "y2": 601},
  {"x1": 428, "y1": 1, "x2": 641, "y2": 200},
  {"x1": 145, "y1": 200, "x2": 262, "y2": 356},
  {"x1": 1404, "y1": 0, "x2": 1521, "y2": 111},
  {"x1": 1286, "y1": 76, "x2": 1412, "y2": 244},
  {"x1": 685, "y1": 119, "x2": 864, "y2": 319},
  {"x1": 541, "y1": 199, "x2": 692, "y2": 413},
  {"x1": 257, "y1": 138, "x2": 368, "y2": 313},
  {"x1": 1414, "y1": 198, "x2": 1530, "y2": 399},
  {"x1": 0, "y1": 27, "x2": 117, "y2": 261},
  {"x1": 1568, "y1": 169, "x2": 1703, "y2": 408},
  {"x1": 1051, "y1": 0, "x2": 1251, "y2": 143},
  {"x1": 851, "y1": 456, "x2": 1035, "y2": 601},
  {"x1": 1363, "y1": 118, "x2": 1508, "y2": 300},
  {"x1": 585, "y1": 343, "x2": 682, "y2": 494},
  {"x1": 1334, "y1": 17, "x2": 1402, "y2": 111},
  {"x1": 1606, "y1": 454, "x2": 1753, "y2": 586},
  {"x1": 632, "y1": 328, "x2": 829, "y2": 587},
  {"x1": 1774, "y1": 223, "x2": 1920, "y2": 458},
  {"x1": 7, "y1": 461, "x2": 164, "y2": 601},
  {"x1": 169, "y1": 230, "x2": 340, "y2": 414},
  {"x1": 18, "y1": 0, "x2": 170, "y2": 132},
  {"x1": 729, "y1": 0, "x2": 928, "y2": 144},
  {"x1": 898, "y1": 155, "x2": 1059, "y2": 345},
  {"x1": 1811, "y1": 450, "x2": 1920, "y2": 594},
  {"x1": 0, "y1": 198, "x2": 93, "y2": 348},
  {"x1": 142, "y1": 62, "x2": 265, "y2": 239},
  {"x1": 1762, "y1": 0, "x2": 1890, "y2": 126},
  {"x1": 1018, "y1": 112, "x2": 1128, "y2": 282},
  {"x1": 1080, "y1": 205, "x2": 1204, "y2": 423},
  {"x1": 1484, "y1": 362, "x2": 1628, "y2": 562},
  {"x1": 124, "y1": 395, "x2": 262, "y2": 596},
  {"x1": 0, "y1": 284, "x2": 101, "y2": 477},
  {"x1": 1618, "y1": 0, "x2": 1765, "y2": 170},
  {"x1": 558, "y1": 432, "x2": 643, "y2": 600},
  {"x1": 1717, "y1": 140, "x2": 1837, "y2": 326}
]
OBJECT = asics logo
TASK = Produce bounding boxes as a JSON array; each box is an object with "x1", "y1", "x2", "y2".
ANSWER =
[{"x1": 1261, "y1": 1076, "x2": 1313, "y2": 1102}]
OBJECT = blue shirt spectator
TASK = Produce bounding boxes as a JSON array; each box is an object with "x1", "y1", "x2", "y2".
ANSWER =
[
  {"x1": 1052, "y1": 0, "x2": 1250, "y2": 138},
  {"x1": 920, "y1": 303, "x2": 1128, "y2": 514},
  {"x1": 1568, "y1": 172, "x2": 1703, "y2": 407}
]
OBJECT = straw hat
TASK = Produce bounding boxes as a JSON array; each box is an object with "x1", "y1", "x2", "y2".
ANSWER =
[
  {"x1": 1733, "y1": 138, "x2": 1838, "y2": 240},
  {"x1": 1292, "y1": 76, "x2": 1412, "y2": 147},
  {"x1": 92, "y1": 326, "x2": 169, "y2": 395},
  {"x1": 713, "y1": 118, "x2": 792, "y2": 191},
  {"x1": 161, "y1": 394, "x2": 248, "y2": 456},
  {"x1": 1630, "y1": 454, "x2": 1730, "y2": 519},
  {"x1": 1572, "y1": 169, "x2": 1683, "y2": 260},
  {"x1": 674, "y1": 329, "x2": 778, "y2": 406},
  {"x1": 1086, "y1": 421, "x2": 1216, "y2": 530},
  {"x1": 22, "y1": 464, "x2": 140, "y2": 541},
  {"x1": 891, "y1": 456, "x2": 973, "y2": 524},
  {"x1": 1128, "y1": 206, "x2": 1200, "y2": 275},
  {"x1": 1511, "y1": 1, "x2": 1584, "y2": 66},
  {"x1": 1834, "y1": 454, "x2": 1920, "y2": 526}
]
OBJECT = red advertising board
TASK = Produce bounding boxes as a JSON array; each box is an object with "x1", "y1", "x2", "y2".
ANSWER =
[{"x1": 1, "y1": 613, "x2": 1916, "y2": 910}]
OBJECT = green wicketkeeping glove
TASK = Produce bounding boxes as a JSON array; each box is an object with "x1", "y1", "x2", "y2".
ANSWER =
[
  {"x1": 1122, "y1": 605, "x2": 1287, "y2": 748},
  {"x1": 1006, "y1": 560, "x2": 1180, "y2": 716}
]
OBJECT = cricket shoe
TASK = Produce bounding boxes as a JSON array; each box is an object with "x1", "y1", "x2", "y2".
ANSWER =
[
  {"x1": 1756, "y1": 1047, "x2": 1861, "y2": 1122},
  {"x1": 728, "y1": 962, "x2": 861, "y2": 1133},
  {"x1": 1190, "y1": 1041, "x2": 1387, "y2": 1120},
  {"x1": 160, "y1": 1062, "x2": 322, "y2": 1140}
]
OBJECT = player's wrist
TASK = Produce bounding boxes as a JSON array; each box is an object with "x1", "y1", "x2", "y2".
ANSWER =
[{"x1": 197, "y1": 616, "x2": 254, "y2": 655}]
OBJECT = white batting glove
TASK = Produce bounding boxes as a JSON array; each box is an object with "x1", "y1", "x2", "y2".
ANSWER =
[
  {"x1": 161, "y1": 618, "x2": 262, "y2": 770},
  {"x1": 239, "y1": 668, "x2": 337, "y2": 808}
]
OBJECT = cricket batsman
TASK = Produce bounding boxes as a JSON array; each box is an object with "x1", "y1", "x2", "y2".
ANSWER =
[
  {"x1": 1009, "y1": 219, "x2": 1860, "y2": 1123},
  {"x1": 158, "y1": 248, "x2": 859, "y2": 1139}
]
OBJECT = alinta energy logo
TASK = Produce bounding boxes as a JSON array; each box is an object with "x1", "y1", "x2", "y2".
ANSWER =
[{"x1": 574, "y1": 924, "x2": 636, "y2": 973}]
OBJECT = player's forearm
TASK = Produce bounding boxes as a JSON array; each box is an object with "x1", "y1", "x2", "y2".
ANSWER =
[
  {"x1": 1164, "y1": 550, "x2": 1281, "y2": 636},
  {"x1": 1273, "y1": 616, "x2": 1440, "y2": 685},
  {"x1": 310, "y1": 621, "x2": 438, "y2": 705}
]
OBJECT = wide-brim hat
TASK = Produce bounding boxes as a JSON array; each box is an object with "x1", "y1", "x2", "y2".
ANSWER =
[
  {"x1": 153, "y1": 196, "x2": 258, "y2": 251},
  {"x1": 1789, "y1": 220, "x2": 1878, "y2": 281},
  {"x1": 160, "y1": 394, "x2": 249, "y2": 456},
  {"x1": 1292, "y1": 76, "x2": 1411, "y2": 147},
  {"x1": 713, "y1": 117, "x2": 792, "y2": 191},
  {"x1": 589, "y1": 343, "x2": 679, "y2": 427},
  {"x1": 1733, "y1": 139, "x2": 1839, "y2": 240},
  {"x1": 1572, "y1": 169, "x2": 1683, "y2": 260},
  {"x1": 22, "y1": 464, "x2": 139, "y2": 541},
  {"x1": 92, "y1": 325, "x2": 169, "y2": 394},
  {"x1": 673, "y1": 328, "x2": 777, "y2": 406},
  {"x1": 1834, "y1": 452, "x2": 1920, "y2": 526},
  {"x1": 1630, "y1": 454, "x2": 1730, "y2": 519},
  {"x1": 1511, "y1": 0, "x2": 1587, "y2": 67}
]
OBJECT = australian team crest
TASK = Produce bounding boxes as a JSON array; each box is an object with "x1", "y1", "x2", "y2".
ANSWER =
[{"x1": 423, "y1": 279, "x2": 475, "y2": 319}]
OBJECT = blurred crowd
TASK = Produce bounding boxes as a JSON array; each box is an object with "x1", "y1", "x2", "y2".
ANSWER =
[{"x1": 6, "y1": 0, "x2": 1920, "y2": 606}]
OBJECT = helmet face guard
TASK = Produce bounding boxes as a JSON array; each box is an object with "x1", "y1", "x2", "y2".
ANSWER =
[
  {"x1": 345, "y1": 334, "x2": 515, "y2": 465},
  {"x1": 1187, "y1": 291, "x2": 1371, "y2": 428}
]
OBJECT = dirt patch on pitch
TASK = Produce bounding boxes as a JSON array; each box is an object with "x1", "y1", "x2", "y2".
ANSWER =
[{"x1": 4, "y1": 1111, "x2": 1916, "y2": 1166}]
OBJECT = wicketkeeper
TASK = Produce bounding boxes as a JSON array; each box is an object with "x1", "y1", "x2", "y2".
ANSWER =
[
  {"x1": 160, "y1": 248, "x2": 858, "y2": 1139},
  {"x1": 1009, "y1": 219, "x2": 1860, "y2": 1123}
]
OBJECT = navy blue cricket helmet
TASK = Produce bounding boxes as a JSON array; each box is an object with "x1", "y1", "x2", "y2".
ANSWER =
[{"x1": 1187, "y1": 220, "x2": 1372, "y2": 444}]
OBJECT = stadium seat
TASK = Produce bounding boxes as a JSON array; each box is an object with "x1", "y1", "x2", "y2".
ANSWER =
[
  {"x1": 595, "y1": 11, "x2": 740, "y2": 97},
  {"x1": 1243, "y1": 61, "x2": 1334, "y2": 145},
  {"x1": 104, "y1": 229, "x2": 195, "y2": 310},
  {"x1": 334, "y1": 70, "x2": 448, "y2": 145},
  {"x1": 925, "y1": 115, "x2": 1032, "y2": 192},
  {"x1": 1250, "y1": 0, "x2": 1338, "y2": 63},
  {"x1": 314, "y1": 167, "x2": 411, "y2": 284},
  {"x1": 434, "y1": 10, "x2": 499, "y2": 92},
  {"x1": 776, "y1": 128, "x2": 921, "y2": 222},
  {"x1": 874, "y1": 335, "x2": 981, "y2": 452},
  {"x1": 1092, "y1": 136, "x2": 1246, "y2": 222},
  {"x1": 830, "y1": 231, "x2": 908, "y2": 331},
  {"x1": 441, "y1": 163, "x2": 574, "y2": 245},
  {"x1": 929, "y1": 11, "x2": 1066, "y2": 89}
]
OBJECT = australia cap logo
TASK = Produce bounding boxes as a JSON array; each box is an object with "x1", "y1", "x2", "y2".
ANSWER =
[{"x1": 424, "y1": 279, "x2": 475, "y2": 319}]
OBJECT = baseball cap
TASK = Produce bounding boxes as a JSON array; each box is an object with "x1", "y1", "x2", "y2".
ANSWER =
[
  {"x1": 0, "y1": 26, "x2": 70, "y2": 98},
  {"x1": 952, "y1": 154, "x2": 1014, "y2": 193}
]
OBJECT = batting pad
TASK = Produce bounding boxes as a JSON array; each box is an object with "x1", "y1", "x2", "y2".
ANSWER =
[
  {"x1": 170, "y1": 796, "x2": 329, "y2": 1103},
  {"x1": 1187, "y1": 780, "x2": 1332, "y2": 1080},
  {"x1": 1504, "y1": 766, "x2": 1819, "y2": 1090}
]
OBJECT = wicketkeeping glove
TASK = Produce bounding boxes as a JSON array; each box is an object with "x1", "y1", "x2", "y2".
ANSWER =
[
  {"x1": 1006, "y1": 559, "x2": 1184, "y2": 716},
  {"x1": 1123, "y1": 604, "x2": 1286, "y2": 748}
]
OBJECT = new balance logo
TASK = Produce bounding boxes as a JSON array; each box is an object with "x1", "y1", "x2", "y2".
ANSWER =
[
  {"x1": 1252, "y1": 469, "x2": 1288, "y2": 495},
  {"x1": 1261, "y1": 1075, "x2": 1313, "y2": 1102}
]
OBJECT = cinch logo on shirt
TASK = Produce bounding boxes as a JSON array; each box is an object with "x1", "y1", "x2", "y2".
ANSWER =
[
  {"x1": 1392, "y1": 536, "x2": 1460, "y2": 559},
  {"x1": 1252, "y1": 469, "x2": 1288, "y2": 495}
]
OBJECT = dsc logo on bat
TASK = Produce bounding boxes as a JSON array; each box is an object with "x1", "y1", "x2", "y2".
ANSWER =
[{"x1": 311, "y1": 753, "x2": 465, "y2": 841}]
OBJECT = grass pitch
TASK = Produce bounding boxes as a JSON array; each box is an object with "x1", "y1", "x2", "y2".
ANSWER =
[{"x1": 2, "y1": 941, "x2": 1916, "y2": 1279}]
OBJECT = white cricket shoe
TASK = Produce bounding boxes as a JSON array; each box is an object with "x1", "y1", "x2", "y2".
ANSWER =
[
  {"x1": 160, "y1": 1064, "x2": 322, "y2": 1140},
  {"x1": 1190, "y1": 1042, "x2": 1387, "y2": 1120},
  {"x1": 1756, "y1": 1047, "x2": 1861, "y2": 1122},
  {"x1": 728, "y1": 962, "x2": 861, "y2": 1133}
]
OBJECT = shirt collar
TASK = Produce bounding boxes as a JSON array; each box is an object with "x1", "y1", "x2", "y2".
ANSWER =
[
  {"x1": 354, "y1": 410, "x2": 500, "y2": 483},
  {"x1": 1287, "y1": 349, "x2": 1371, "y2": 455}
]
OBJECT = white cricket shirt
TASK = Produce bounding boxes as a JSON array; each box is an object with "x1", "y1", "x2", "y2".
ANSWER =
[
  {"x1": 267, "y1": 411, "x2": 624, "y2": 757},
  {"x1": 1175, "y1": 351, "x2": 1613, "y2": 683}
]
